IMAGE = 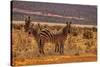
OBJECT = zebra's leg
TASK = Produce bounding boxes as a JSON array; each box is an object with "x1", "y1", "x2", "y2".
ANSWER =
[
  {"x1": 58, "y1": 43, "x2": 60, "y2": 53},
  {"x1": 59, "y1": 43, "x2": 61, "y2": 54},
  {"x1": 40, "y1": 39, "x2": 45, "y2": 55},
  {"x1": 38, "y1": 45, "x2": 41, "y2": 54},
  {"x1": 60, "y1": 42, "x2": 64, "y2": 55},
  {"x1": 55, "y1": 43, "x2": 57, "y2": 52},
  {"x1": 37, "y1": 44, "x2": 41, "y2": 55},
  {"x1": 41, "y1": 44, "x2": 45, "y2": 55},
  {"x1": 61, "y1": 44, "x2": 64, "y2": 55},
  {"x1": 55, "y1": 43, "x2": 59, "y2": 53},
  {"x1": 38, "y1": 39, "x2": 42, "y2": 54}
]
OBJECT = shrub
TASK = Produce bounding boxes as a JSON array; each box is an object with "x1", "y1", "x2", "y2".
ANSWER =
[
  {"x1": 83, "y1": 31, "x2": 93, "y2": 39},
  {"x1": 85, "y1": 41, "x2": 91, "y2": 49},
  {"x1": 92, "y1": 27, "x2": 97, "y2": 32},
  {"x1": 72, "y1": 31, "x2": 78, "y2": 36},
  {"x1": 12, "y1": 23, "x2": 24, "y2": 30},
  {"x1": 71, "y1": 27, "x2": 79, "y2": 36}
]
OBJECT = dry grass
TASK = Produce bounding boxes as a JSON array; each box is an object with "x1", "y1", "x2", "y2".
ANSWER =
[{"x1": 11, "y1": 21, "x2": 97, "y2": 66}]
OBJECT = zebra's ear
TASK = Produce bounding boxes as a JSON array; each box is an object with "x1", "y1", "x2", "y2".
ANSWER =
[
  {"x1": 70, "y1": 22, "x2": 72, "y2": 24},
  {"x1": 28, "y1": 16, "x2": 30, "y2": 19},
  {"x1": 66, "y1": 21, "x2": 68, "y2": 24}
]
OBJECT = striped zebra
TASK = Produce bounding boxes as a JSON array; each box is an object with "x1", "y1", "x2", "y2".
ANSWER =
[
  {"x1": 53, "y1": 22, "x2": 71, "y2": 54},
  {"x1": 28, "y1": 23, "x2": 53, "y2": 55}
]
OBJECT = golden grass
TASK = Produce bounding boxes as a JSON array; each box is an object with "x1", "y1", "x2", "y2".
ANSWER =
[{"x1": 11, "y1": 22, "x2": 97, "y2": 66}]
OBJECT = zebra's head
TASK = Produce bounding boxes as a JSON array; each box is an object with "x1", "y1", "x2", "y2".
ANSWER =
[
  {"x1": 63, "y1": 21, "x2": 72, "y2": 35},
  {"x1": 27, "y1": 23, "x2": 38, "y2": 36},
  {"x1": 27, "y1": 23, "x2": 41, "y2": 35}
]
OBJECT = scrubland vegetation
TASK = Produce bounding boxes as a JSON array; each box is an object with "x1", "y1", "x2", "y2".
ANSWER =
[{"x1": 12, "y1": 21, "x2": 97, "y2": 66}]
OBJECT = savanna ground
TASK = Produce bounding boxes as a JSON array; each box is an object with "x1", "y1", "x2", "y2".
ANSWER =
[{"x1": 11, "y1": 21, "x2": 97, "y2": 66}]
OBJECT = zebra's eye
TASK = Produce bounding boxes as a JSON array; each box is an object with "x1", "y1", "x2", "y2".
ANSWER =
[{"x1": 28, "y1": 32, "x2": 31, "y2": 34}]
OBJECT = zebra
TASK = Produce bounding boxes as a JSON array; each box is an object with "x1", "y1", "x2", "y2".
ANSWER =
[
  {"x1": 28, "y1": 23, "x2": 53, "y2": 55},
  {"x1": 54, "y1": 21, "x2": 72, "y2": 54}
]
